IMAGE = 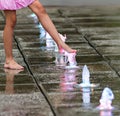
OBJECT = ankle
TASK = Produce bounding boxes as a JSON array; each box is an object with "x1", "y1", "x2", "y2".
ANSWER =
[{"x1": 5, "y1": 58, "x2": 14, "y2": 64}]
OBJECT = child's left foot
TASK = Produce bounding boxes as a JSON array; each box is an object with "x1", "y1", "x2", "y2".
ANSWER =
[{"x1": 4, "y1": 60, "x2": 24, "y2": 70}]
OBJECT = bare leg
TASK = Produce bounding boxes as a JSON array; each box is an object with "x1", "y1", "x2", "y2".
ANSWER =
[
  {"x1": 3, "y1": 10, "x2": 24, "y2": 70},
  {"x1": 28, "y1": 0, "x2": 76, "y2": 53}
]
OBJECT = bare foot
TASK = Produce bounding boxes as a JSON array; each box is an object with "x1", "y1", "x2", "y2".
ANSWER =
[
  {"x1": 4, "y1": 60, "x2": 24, "y2": 70},
  {"x1": 59, "y1": 41, "x2": 77, "y2": 53}
]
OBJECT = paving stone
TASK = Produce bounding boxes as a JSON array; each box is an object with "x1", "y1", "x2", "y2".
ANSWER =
[{"x1": 0, "y1": 92, "x2": 53, "y2": 116}]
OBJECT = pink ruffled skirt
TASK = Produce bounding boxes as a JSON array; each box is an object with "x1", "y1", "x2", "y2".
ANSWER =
[{"x1": 0, "y1": 0, "x2": 35, "y2": 10}]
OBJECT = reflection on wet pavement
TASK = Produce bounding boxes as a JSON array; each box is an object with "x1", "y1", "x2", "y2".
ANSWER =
[
  {"x1": 4, "y1": 69, "x2": 24, "y2": 94},
  {"x1": 1, "y1": 5, "x2": 120, "y2": 116},
  {"x1": 0, "y1": 68, "x2": 53, "y2": 115}
]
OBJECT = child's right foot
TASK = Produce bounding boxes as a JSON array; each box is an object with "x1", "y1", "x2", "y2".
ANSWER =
[
  {"x1": 59, "y1": 42, "x2": 77, "y2": 54},
  {"x1": 4, "y1": 60, "x2": 24, "y2": 70}
]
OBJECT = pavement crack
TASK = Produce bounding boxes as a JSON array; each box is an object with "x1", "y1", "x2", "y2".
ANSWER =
[
  {"x1": 82, "y1": 33, "x2": 120, "y2": 78},
  {"x1": 14, "y1": 36, "x2": 57, "y2": 116}
]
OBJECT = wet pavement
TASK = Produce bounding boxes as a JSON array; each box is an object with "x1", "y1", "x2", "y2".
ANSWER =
[
  {"x1": 1, "y1": 5, "x2": 120, "y2": 116},
  {"x1": 40, "y1": 0, "x2": 120, "y2": 6}
]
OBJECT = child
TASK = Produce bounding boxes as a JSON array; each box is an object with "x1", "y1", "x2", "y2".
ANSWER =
[{"x1": 0, "y1": 0, "x2": 76, "y2": 70}]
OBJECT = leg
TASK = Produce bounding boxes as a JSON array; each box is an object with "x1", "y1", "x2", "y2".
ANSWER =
[
  {"x1": 28, "y1": 0, "x2": 76, "y2": 53},
  {"x1": 3, "y1": 10, "x2": 24, "y2": 70}
]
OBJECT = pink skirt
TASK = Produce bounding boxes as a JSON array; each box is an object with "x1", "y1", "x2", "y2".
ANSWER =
[{"x1": 0, "y1": 0, "x2": 35, "y2": 10}]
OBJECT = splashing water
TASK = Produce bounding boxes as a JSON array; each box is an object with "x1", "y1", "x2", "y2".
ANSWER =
[
  {"x1": 63, "y1": 51, "x2": 79, "y2": 69},
  {"x1": 65, "y1": 52, "x2": 77, "y2": 65},
  {"x1": 97, "y1": 87, "x2": 114, "y2": 110},
  {"x1": 54, "y1": 53, "x2": 68, "y2": 66},
  {"x1": 45, "y1": 32, "x2": 55, "y2": 48},
  {"x1": 28, "y1": 13, "x2": 38, "y2": 23}
]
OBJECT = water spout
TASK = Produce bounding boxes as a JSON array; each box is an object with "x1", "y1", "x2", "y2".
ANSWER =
[
  {"x1": 97, "y1": 87, "x2": 114, "y2": 110},
  {"x1": 74, "y1": 65, "x2": 99, "y2": 88},
  {"x1": 82, "y1": 65, "x2": 90, "y2": 85}
]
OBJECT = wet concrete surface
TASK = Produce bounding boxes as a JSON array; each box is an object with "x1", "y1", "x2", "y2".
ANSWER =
[
  {"x1": 1, "y1": 5, "x2": 120, "y2": 116},
  {"x1": 40, "y1": 0, "x2": 120, "y2": 6}
]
